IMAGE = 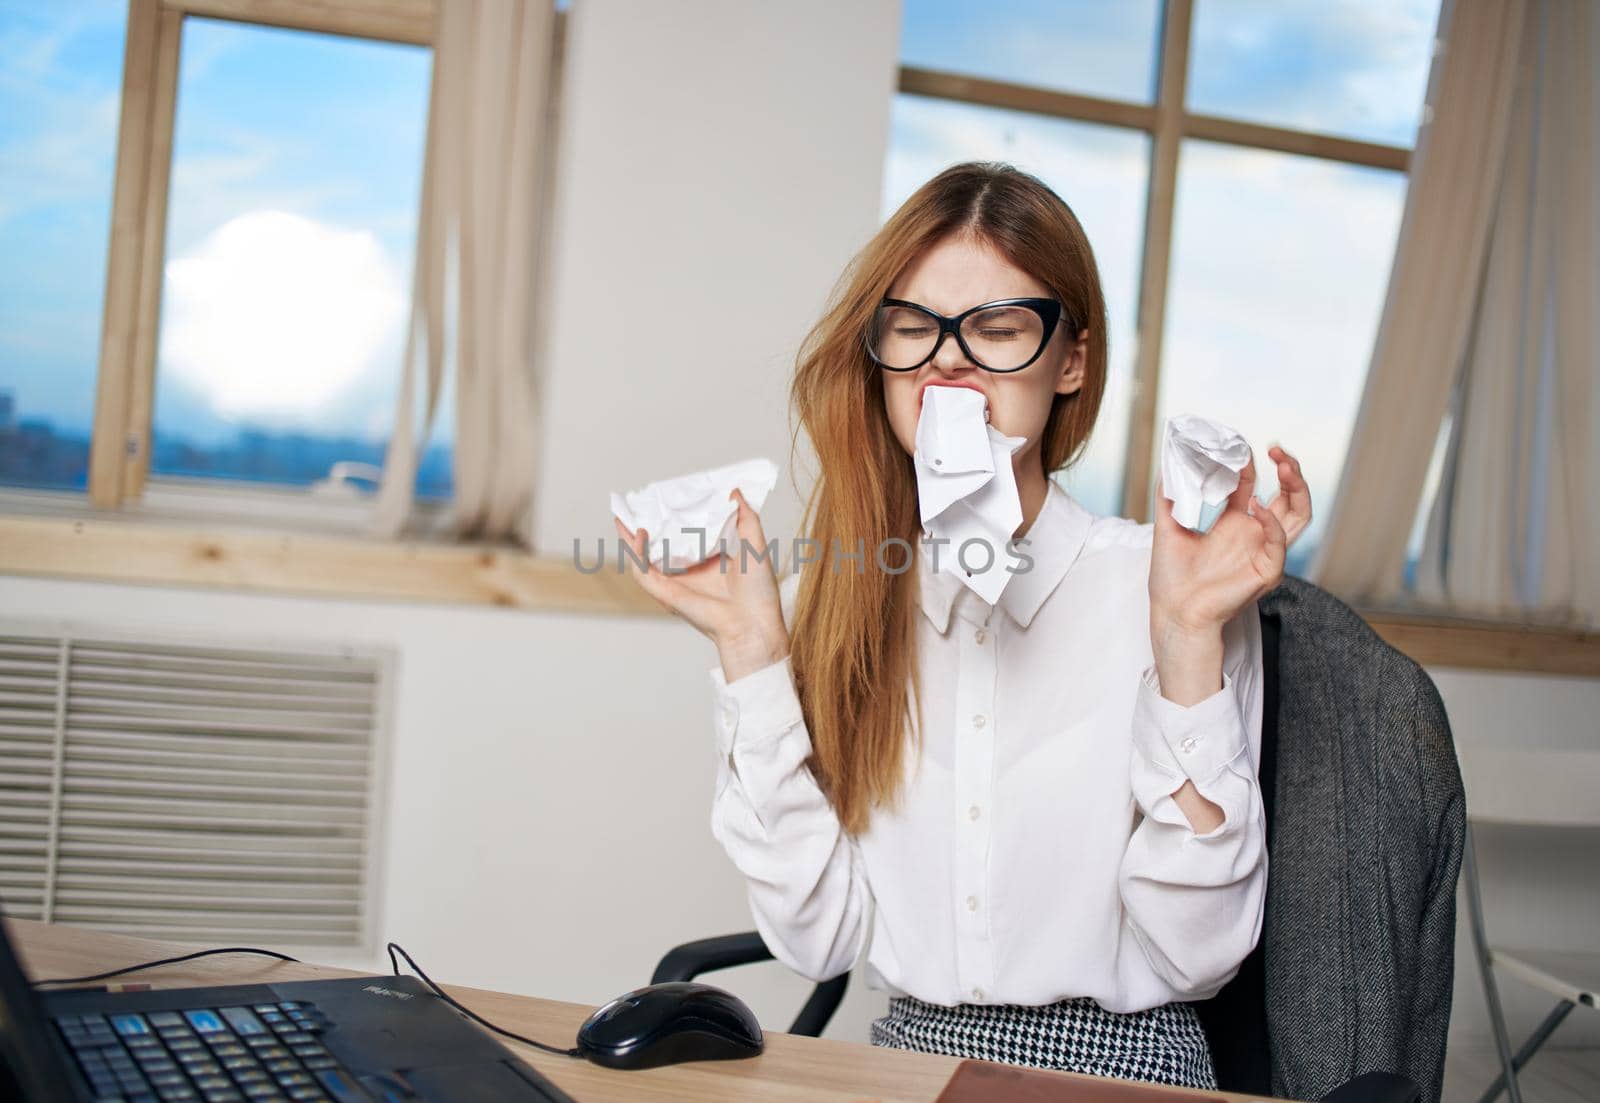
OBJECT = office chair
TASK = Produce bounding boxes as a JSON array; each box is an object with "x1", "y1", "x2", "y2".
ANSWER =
[
  {"x1": 656, "y1": 578, "x2": 1461, "y2": 1103},
  {"x1": 1456, "y1": 746, "x2": 1600, "y2": 1103}
]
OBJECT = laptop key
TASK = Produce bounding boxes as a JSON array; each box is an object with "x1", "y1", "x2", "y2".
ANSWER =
[
  {"x1": 112, "y1": 1015, "x2": 153, "y2": 1037},
  {"x1": 184, "y1": 1011, "x2": 227, "y2": 1035},
  {"x1": 220, "y1": 1007, "x2": 270, "y2": 1036}
]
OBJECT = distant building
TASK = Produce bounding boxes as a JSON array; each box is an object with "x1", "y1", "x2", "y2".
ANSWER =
[{"x1": 0, "y1": 391, "x2": 13, "y2": 431}]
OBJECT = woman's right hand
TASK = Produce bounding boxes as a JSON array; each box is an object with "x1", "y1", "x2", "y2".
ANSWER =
[{"x1": 613, "y1": 488, "x2": 792, "y2": 682}]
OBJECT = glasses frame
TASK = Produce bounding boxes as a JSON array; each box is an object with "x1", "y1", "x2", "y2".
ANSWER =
[{"x1": 866, "y1": 296, "x2": 1067, "y2": 373}]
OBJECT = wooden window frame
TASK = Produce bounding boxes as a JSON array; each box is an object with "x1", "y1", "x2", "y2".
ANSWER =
[{"x1": 0, "y1": 0, "x2": 1593, "y2": 675}]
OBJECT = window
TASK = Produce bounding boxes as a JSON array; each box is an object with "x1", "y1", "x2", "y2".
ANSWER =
[
  {"x1": 0, "y1": 0, "x2": 127, "y2": 492},
  {"x1": 890, "y1": 0, "x2": 1441, "y2": 572},
  {"x1": 152, "y1": 17, "x2": 445, "y2": 497},
  {"x1": 0, "y1": 0, "x2": 444, "y2": 512}
]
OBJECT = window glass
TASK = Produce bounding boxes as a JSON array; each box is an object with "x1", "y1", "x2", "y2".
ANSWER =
[
  {"x1": 150, "y1": 17, "x2": 445, "y2": 497},
  {"x1": 900, "y1": 0, "x2": 1163, "y2": 105},
  {"x1": 0, "y1": 0, "x2": 127, "y2": 491},
  {"x1": 1188, "y1": 0, "x2": 1441, "y2": 146},
  {"x1": 1155, "y1": 140, "x2": 1408, "y2": 570}
]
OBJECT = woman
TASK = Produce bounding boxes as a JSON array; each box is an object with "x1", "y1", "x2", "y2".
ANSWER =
[{"x1": 613, "y1": 162, "x2": 1311, "y2": 1089}]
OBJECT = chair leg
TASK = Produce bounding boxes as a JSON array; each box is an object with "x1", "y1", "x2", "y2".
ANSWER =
[
  {"x1": 1472, "y1": 1001, "x2": 1576, "y2": 1103},
  {"x1": 1463, "y1": 829, "x2": 1523, "y2": 1103}
]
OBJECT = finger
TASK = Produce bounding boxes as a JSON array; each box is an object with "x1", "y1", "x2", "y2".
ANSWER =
[
  {"x1": 613, "y1": 515, "x2": 646, "y2": 564},
  {"x1": 1151, "y1": 475, "x2": 1182, "y2": 537},
  {"x1": 1252, "y1": 496, "x2": 1288, "y2": 576},
  {"x1": 1266, "y1": 444, "x2": 1312, "y2": 539},
  {"x1": 1226, "y1": 456, "x2": 1258, "y2": 514},
  {"x1": 728, "y1": 487, "x2": 773, "y2": 566}
]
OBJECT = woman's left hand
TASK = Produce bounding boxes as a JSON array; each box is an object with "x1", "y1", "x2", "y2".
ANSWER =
[{"x1": 1147, "y1": 445, "x2": 1312, "y2": 699}]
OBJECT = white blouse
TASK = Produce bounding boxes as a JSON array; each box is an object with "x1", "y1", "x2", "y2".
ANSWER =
[{"x1": 706, "y1": 479, "x2": 1267, "y2": 1014}]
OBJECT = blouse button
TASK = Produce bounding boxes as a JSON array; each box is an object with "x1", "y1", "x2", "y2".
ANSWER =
[
  {"x1": 974, "y1": 628, "x2": 987, "y2": 645},
  {"x1": 966, "y1": 895, "x2": 979, "y2": 912},
  {"x1": 967, "y1": 805, "x2": 981, "y2": 822},
  {"x1": 1181, "y1": 736, "x2": 1198, "y2": 754},
  {"x1": 972, "y1": 714, "x2": 986, "y2": 730},
  {"x1": 971, "y1": 987, "x2": 984, "y2": 1000}
]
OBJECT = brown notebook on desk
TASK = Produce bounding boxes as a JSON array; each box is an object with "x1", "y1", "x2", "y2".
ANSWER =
[{"x1": 934, "y1": 1060, "x2": 1228, "y2": 1102}]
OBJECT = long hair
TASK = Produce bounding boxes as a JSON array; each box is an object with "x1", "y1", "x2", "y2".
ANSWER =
[{"x1": 787, "y1": 161, "x2": 1109, "y2": 835}]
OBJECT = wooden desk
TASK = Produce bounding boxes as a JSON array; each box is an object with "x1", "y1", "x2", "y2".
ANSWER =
[{"x1": 7, "y1": 920, "x2": 1271, "y2": 1102}]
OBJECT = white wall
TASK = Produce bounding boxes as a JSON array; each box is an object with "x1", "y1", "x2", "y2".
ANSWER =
[
  {"x1": 1429, "y1": 668, "x2": 1600, "y2": 1051},
  {"x1": 2, "y1": 0, "x2": 1594, "y2": 1062}
]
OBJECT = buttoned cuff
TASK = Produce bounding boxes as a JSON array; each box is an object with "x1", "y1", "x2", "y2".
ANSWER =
[
  {"x1": 708, "y1": 655, "x2": 805, "y2": 758},
  {"x1": 1132, "y1": 664, "x2": 1248, "y2": 787}
]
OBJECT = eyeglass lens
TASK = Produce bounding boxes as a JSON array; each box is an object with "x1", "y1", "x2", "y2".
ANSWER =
[{"x1": 869, "y1": 303, "x2": 1048, "y2": 371}]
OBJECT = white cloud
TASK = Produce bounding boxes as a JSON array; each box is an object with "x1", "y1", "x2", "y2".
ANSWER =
[{"x1": 158, "y1": 210, "x2": 406, "y2": 425}]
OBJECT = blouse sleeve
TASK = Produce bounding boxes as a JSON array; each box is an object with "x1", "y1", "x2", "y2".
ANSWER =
[
  {"x1": 1117, "y1": 604, "x2": 1267, "y2": 999},
  {"x1": 707, "y1": 571, "x2": 873, "y2": 983}
]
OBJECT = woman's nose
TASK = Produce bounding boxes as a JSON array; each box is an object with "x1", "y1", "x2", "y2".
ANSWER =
[{"x1": 930, "y1": 330, "x2": 978, "y2": 374}]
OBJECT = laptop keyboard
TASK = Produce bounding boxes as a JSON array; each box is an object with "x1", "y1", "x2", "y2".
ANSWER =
[{"x1": 52, "y1": 1000, "x2": 367, "y2": 1102}]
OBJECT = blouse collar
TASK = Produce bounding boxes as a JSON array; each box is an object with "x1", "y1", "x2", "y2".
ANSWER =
[{"x1": 916, "y1": 479, "x2": 1095, "y2": 633}]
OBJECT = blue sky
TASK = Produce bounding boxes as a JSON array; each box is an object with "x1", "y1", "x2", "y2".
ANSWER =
[{"x1": 1, "y1": 0, "x2": 1439, "y2": 521}]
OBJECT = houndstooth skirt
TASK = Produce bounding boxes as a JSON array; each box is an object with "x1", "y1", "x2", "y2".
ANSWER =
[{"x1": 870, "y1": 994, "x2": 1218, "y2": 1090}]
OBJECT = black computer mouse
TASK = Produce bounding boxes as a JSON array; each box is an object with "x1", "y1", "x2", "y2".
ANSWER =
[{"x1": 575, "y1": 981, "x2": 764, "y2": 1070}]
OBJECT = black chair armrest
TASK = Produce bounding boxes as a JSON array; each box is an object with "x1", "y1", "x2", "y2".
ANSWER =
[
  {"x1": 652, "y1": 932, "x2": 773, "y2": 983},
  {"x1": 1318, "y1": 1071, "x2": 1422, "y2": 1103},
  {"x1": 651, "y1": 930, "x2": 849, "y2": 1038}
]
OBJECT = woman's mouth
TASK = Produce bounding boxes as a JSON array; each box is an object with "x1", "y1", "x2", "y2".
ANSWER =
[{"x1": 919, "y1": 379, "x2": 988, "y2": 410}]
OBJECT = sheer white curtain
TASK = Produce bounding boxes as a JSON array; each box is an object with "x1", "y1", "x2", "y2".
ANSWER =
[
  {"x1": 1412, "y1": 0, "x2": 1596, "y2": 624},
  {"x1": 374, "y1": 0, "x2": 556, "y2": 543},
  {"x1": 1311, "y1": 0, "x2": 1596, "y2": 626}
]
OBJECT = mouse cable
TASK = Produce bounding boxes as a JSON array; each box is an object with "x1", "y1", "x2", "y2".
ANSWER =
[
  {"x1": 33, "y1": 947, "x2": 302, "y2": 987},
  {"x1": 385, "y1": 942, "x2": 582, "y2": 1058}
]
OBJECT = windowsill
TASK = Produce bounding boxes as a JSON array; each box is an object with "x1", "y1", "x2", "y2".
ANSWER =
[
  {"x1": 0, "y1": 496, "x2": 1592, "y2": 672},
  {"x1": 0, "y1": 492, "x2": 659, "y2": 618},
  {"x1": 0, "y1": 479, "x2": 455, "y2": 538},
  {"x1": 1357, "y1": 608, "x2": 1598, "y2": 678}
]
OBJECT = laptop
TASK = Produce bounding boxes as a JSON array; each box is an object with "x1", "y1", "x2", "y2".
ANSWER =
[{"x1": 0, "y1": 910, "x2": 578, "y2": 1102}]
